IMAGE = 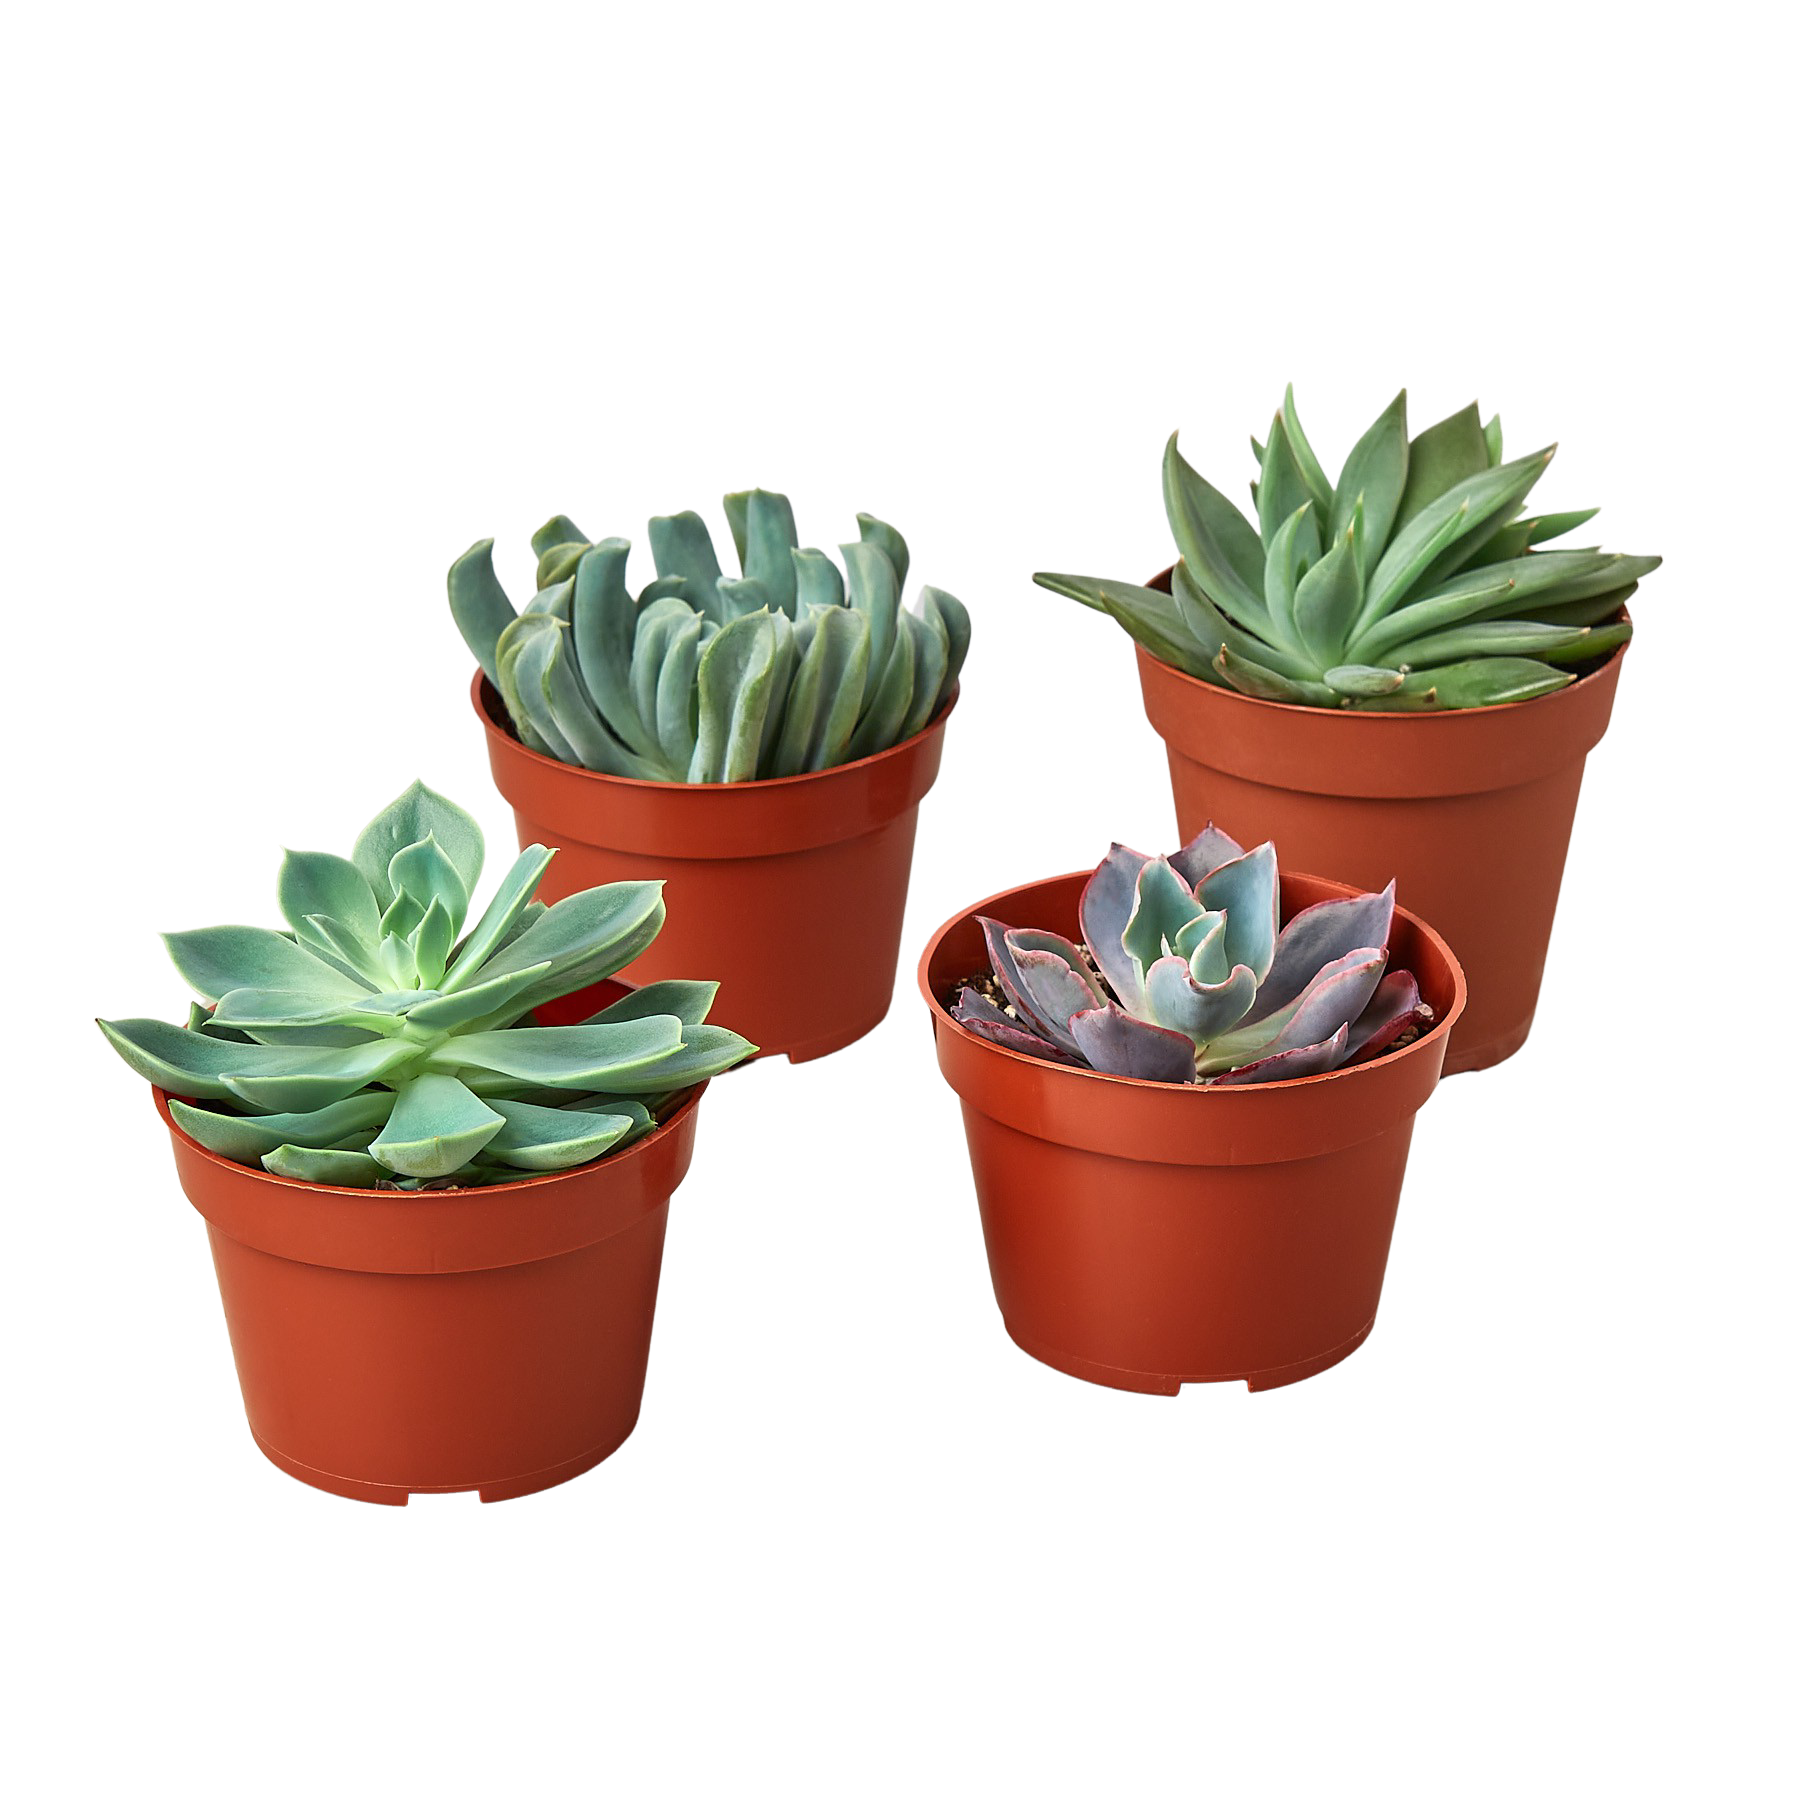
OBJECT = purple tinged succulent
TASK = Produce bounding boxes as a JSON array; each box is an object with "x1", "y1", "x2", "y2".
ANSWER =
[{"x1": 952, "y1": 825, "x2": 1432, "y2": 1085}]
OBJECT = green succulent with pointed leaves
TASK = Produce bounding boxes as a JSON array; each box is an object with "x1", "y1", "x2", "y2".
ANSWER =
[
  {"x1": 450, "y1": 490, "x2": 970, "y2": 781},
  {"x1": 1037, "y1": 389, "x2": 1659, "y2": 710},
  {"x1": 99, "y1": 784, "x2": 756, "y2": 1187}
]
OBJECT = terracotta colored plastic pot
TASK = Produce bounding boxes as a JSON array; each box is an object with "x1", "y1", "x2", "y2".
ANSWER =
[
  {"x1": 1134, "y1": 575, "x2": 1626, "y2": 1074},
  {"x1": 153, "y1": 1040, "x2": 705, "y2": 1504},
  {"x1": 921, "y1": 871, "x2": 1465, "y2": 1394},
  {"x1": 475, "y1": 672, "x2": 953, "y2": 1061}
]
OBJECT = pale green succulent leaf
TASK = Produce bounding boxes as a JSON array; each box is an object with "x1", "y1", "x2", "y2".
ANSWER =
[
  {"x1": 406, "y1": 962, "x2": 552, "y2": 1031},
  {"x1": 477, "y1": 880, "x2": 667, "y2": 995},
  {"x1": 648, "y1": 510, "x2": 726, "y2": 622},
  {"x1": 353, "y1": 781, "x2": 484, "y2": 910},
  {"x1": 1172, "y1": 561, "x2": 1315, "y2": 680},
  {"x1": 773, "y1": 605, "x2": 870, "y2": 777},
  {"x1": 1164, "y1": 432, "x2": 1272, "y2": 619},
  {"x1": 387, "y1": 835, "x2": 469, "y2": 937},
  {"x1": 169, "y1": 1092, "x2": 394, "y2": 1161},
  {"x1": 277, "y1": 849, "x2": 382, "y2": 951},
  {"x1": 576, "y1": 980, "x2": 719, "y2": 1029},
  {"x1": 1328, "y1": 389, "x2": 1409, "y2": 564},
  {"x1": 531, "y1": 515, "x2": 588, "y2": 557},
  {"x1": 1364, "y1": 657, "x2": 1575, "y2": 711},
  {"x1": 262, "y1": 1145, "x2": 388, "y2": 1186},
  {"x1": 898, "y1": 605, "x2": 949, "y2": 742},
  {"x1": 1033, "y1": 571, "x2": 1213, "y2": 679},
  {"x1": 447, "y1": 539, "x2": 517, "y2": 689},
  {"x1": 689, "y1": 611, "x2": 777, "y2": 782},
  {"x1": 1394, "y1": 402, "x2": 1492, "y2": 531},
  {"x1": 855, "y1": 514, "x2": 910, "y2": 595},
  {"x1": 1278, "y1": 386, "x2": 1335, "y2": 519},
  {"x1": 481, "y1": 1097, "x2": 637, "y2": 1172},
  {"x1": 1291, "y1": 533, "x2": 1364, "y2": 669},
  {"x1": 163, "y1": 926, "x2": 367, "y2": 1006},
  {"x1": 738, "y1": 490, "x2": 800, "y2": 615},
  {"x1": 441, "y1": 845, "x2": 553, "y2": 991},
  {"x1": 434, "y1": 1017, "x2": 686, "y2": 1089},
  {"x1": 410, "y1": 896, "x2": 456, "y2": 989},
  {"x1": 1324, "y1": 664, "x2": 1406, "y2": 697},
  {"x1": 221, "y1": 1036, "x2": 418, "y2": 1113},
  {"x1": 1384, "y1": 619, "x2": 1598, "y2": 667},
  {"x1": 846, "y1": 612, "x2": 915, "y2": 760},
  {"x1": 792, "y1": 547, "x2": 846, "y2": 612},
  {"x1": 842, "y1": 539, "x2": 901, "y2": 704},
  {"x1": 369, "y1": 1073, "x2": 505, "y2": 1178},
  {"x1": 919, "y1": 586, "x2": 970, "y2": 696},
  {"x1": 1212, "y1": 646, "x2": 1334, "y2": 705}
]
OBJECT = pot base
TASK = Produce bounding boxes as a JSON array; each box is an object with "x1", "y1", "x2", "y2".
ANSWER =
[
  {"x1": 1442, "y1": 1010, "x2": 1534, "y2": 1077},
  {"x1": 249, "y1": 1420, "x2": 639, "y2": 1505},
  {"x1": 1004, "y1": 1315, "x2": 1376, "y2": 1395}
]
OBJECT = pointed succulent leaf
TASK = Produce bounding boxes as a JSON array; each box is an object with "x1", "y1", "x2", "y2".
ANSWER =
[
  {"x1": 1167, "y1": 823, "x2": 1246, "y2": 889},
  {"x1": 1291, "y1": 533, "x2": 1363, "y2": 668},
  {"x1": 410, "y1": 897, "x2": 456, "y2": 988},
  {"x1": 1172, "y1": 561, "x2": 1313, "y2": 678},
  {"x1": 477, "y1": 881, "x2": 666, "y2": 994},
  {"x1": 1079, "y1": 843, "x2": 1152, "y2": 1007},
  {"x1": 1245, "y1": 883, "x2": 1395, "y2": 1031},
  {"x1": 1142, "y1": 955, "x2": 1258, "y2": 1045},
  {"x1": 1262, "y1": 502, "x2": 1318, "y2": 656},
  {"x1": 1483, "y1": 414, "x2": 1503, "y2": 466},
  {"x1": 689, "y1": 611, "x2": 777, "y2": 782},
  {"x1": 1381, "y1": 619, "x2": 1596, "y2": 666},
  {"x1": 447, "y1": 539, "x2": 517, "y2": 688},
  {"x1": 1033, "y1": 571, "x2": 1214, "y2": 679},
  {"x1": 1343, "y1": 970, "x2": 1431, "y2": 1063},
  {"x1": 1192, "y1": 842, "x2": 1278, "y2": 981},
  {"x1": 220, "y1": 1035, "x2": 418, "y2": 1112},
  {"x1": 1067, "y1": 1003, "x2": 1197, "y2": 1083},
  {"x1": 441, "y1": 845, "x2": 554, "y2": 991},
  {"x1": 207, "y1": 987, "x2": 403, "y2": 1035},
  {"x1": 1394, "y1": 402, "x2": 1491, "y2": 531},
  {"x1": 163, "y1": 926, "x2": 366, "y2": 1006},
  {"x1": 1278, "y1": 385, "x2": 1335, "y2": 520},
  {"x1": 387, "y1": 835, "x2": 470, "y2": 937},
  {"x1": 406, "y1": 962, "x2": 552, "y2": 1031},
  {"x1": 480, "y1": 1097, "x2": 638, "y2": 1172},
  {"x1": 262, "y1": 1145, "x2": 388, "y2": 1186},
  {"x1": 1538, "y1": 618, "x2": 1633, "y2": 664},
  {"x1": 1212, "y1": 646, "x2": 1335, "y2": 705},
  {"x1": 277, "y1": 850, "x2": 382, "y2": 950},
  {"x1": 577, "y1": 980, "x2": 719, "y2": 1028},
  {"x1": 1369, "y1": 657, "x2": 1575, "y2": 710},
  {"x1": 1327, "y1": 389, "x2": 1410, "y2": 563},
  {"x1": 168, "y1": 1092, "x2": 394, "y2": 1161},
  {"x1": 560, "y1": 1022, "x2": 755, "y2": 1092},
  {"x1": 353, "y1": 782, "x2": 484, "y2": 911},
  {"x1": 1172, "y1": 910, "x2": 1230, "y2": 983},
  {"x1": 369, "y1": 1073, "x2": 505, "y2": 1178},
  {"x1": 1206, "y1": 1024, "x2": 1351, "y2": 1086},
  {"x1": 99, "y1": 1016, "x2": 266, "y2": 1100},
  {"x1": 1165, "y1": 432, "x2": 1274, "y2": 626},
  {"x1": 432, "y1": 1017, "x2": 685, "y2": 1089},
  {"x1": 293, "y1": 914, "x2": 384, "y2": 988}
]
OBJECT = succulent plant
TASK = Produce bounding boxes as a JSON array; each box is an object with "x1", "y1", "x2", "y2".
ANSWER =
[
  {"x1": 1036, "y1": 388, "x2": 1659, "y2": 710},
  {"x1": 450, "y1": 491, "x2": 969, "y2": 781},
  {"x1": 99, "y1": 784, "x2": 756, "y2": 1186},
  {"x1": 953, "y1": 826, "x2": 1430, "y2": 1085}
]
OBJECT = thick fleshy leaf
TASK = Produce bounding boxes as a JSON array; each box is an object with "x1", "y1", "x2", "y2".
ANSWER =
[
  {"x1": 648, "y1": 510, "x2": 725, "y2": 621},
  {"x1": 1007, "y1": 936, "x2": 1107, "y2": 1053},
  {"x1": 898, "y1": 607, "x2": 949, "y2": 742},
  {"x1": 292, "y1": 914, "x2": 383, "y2": 988},
  {"x1": 169, "y1": 1092, "x2": 395, "y2": 1162},
  {"x1": 1262, "y1": 502, "x2": 1319, "y2": 657},
  {"x1": 771, "y1": 605, "x2": 870, "y2": 776},
  {"x1": 441, "y1": 844, "x2": 555, "y2": 991},
  {"x1": 846, "y1": 612, "x2": 915, "y2": 759},
  {"x1": 477, "y1": 881, "x2": 666, "y2": 993},
  {"x1": 1080, "y1": 844, "x2": 1151, "y2": 1007},
  {"x1": 221, "y1": 1036, "x2": 418, "y2": 1112},
  {"x1": 277, "y1": 850, "x2": 382, "y2": 951},
  {"x1": 407, "y1": 962, "x2": 552, "y2": 1032},
  {"x1": 1173, "y1": 911, "x2": 1231, "y2": 984},
  {"x1": 1168, "y1": 823, "x2": 1246, "y2": 888},
  {"x1": 1343, "y1": 970, "x2": 1432, "y2": 1063},
  {"x1": 979, "y1": 919, "x2": 1086, "y2": 1043},
  {"x1": 369, "y1": 1073, "x2": 505, "y2": 1178},
  {"x1": 571, "y1": 538, "x2": 658, "y2": 760},
  {"x1": 1278, "y1": 386, "x2": 1335, "y2": 520},
  {"x1": 447, "y1": 539, "x2": 517, "y2": 688},
  {"x1": 1382, "y1": 620, "x2": 1595, "y2": 666},
  {"x1": 1033, "y1": 572, "x2": 1212, "y2": 679},
  {"x1": 480, "y1": 1097, "x2": 636, "y2": 1171},
  {"x1": 842, "y1": 538, "x2": 901, "y2": 695},
  {"x1": 1206, "y1": 1024, "x2": 1351, "y2": 1087},
  {"x1": 919, "y1": 586, "x2": 971, "y2": 696},
  {"x1": 736, "y1": 489, "x2": 800, "y2": 615},
  {"x1": 588, "y1": 1023, "x2": 756, "y2": 1091},
  {"x1": 1394, "y1": 403, "x2": 1490, "y2": 532},
  {"x1": 99, "y1": 1016, "x2": 267, "y2": 1100},
  {"x1": 531, "y1": 515, "x2": 589, "y2": 557},
  {"x1": 1162, "y1": 431, "x2": 1267, "y2": 600},
  {"x1": 409, "y1": 897, "x2": 456, "y2": 989},
  {"x1": 1329, "y1": 390, "x2": 1409, "y2": 563},
  {"x1": 1212, "y1": 646, "x2": 1334, "y2": 705},
  {"x1": 1142, "y1": 955, "x2": 1258, "y2": 1045},
  {"x1": 577, "y1": 980, "x2": 719, "y2": 1028},
  {"x1": 1368, "y1": 658, "x2": 1574, "y2": 711},
  {"x1": 353, "y1": 782, "x2": 484, "y2": 911},
  {"x1": 162, "y1": 926, "x2": 366, "y2": 1006},
  {"x1": 496, "y1": 615, "x2": 575, "y2": 758},
  {"x1": 1200, "y1": 947, "x2": 1386, "y2": 1074},
  {"x1": 1194, "y1": 842, "x2": 1278, "y2": 981},
  {"x1": 689, "y1": 612, "x2": 777, "y2": 782},
  {"x1": 207, "y1": 987, "x2": 403, "y2": 1036},
  {"x1": 792, "y1": 547, "x2": 846, "y2": 611},
  {"x1": 1292, "y1": 534, "x2": 1363, "y2": 669},
  {"x1": 1246, "y1": 883, "x2": 1395, "y2": 1027},
  {"x1": 387, "y1": 835, "x2": 470, "y2": 937},
  {"x1": 1538, "y1": 619, "x2": 1633, "y2": 664},
  {"x1": 1172, "y1": 561, "x2": 1313, "y2": 679},
  {"x1": 1325, "y1": 664, "x2": 1405, "y2": 697},
  {"x1": 431, "y1": 1017, "x2": 685, "y2": 1089},
  {"x1": 1121, "y1": 858, "x2": 1204, "y2": 988},
  {"x1": 653, "y1": 610, "x2": 705, "y2": 771},
  {"x1": 1255, "y1": 414, "x2": 1317, "y2": 555},
  {"x1": 1068, "y1": 1003, "x2": 1196, "y2": 1084},
  {"x1": 951, "y1": 989, "x2": 1077, "y2": 1064},
  {"x1": 262, "y1": 1145, "x2": 388, "y2": 1186},
  {"x1": 856, "y1": 513, "x2": 910, "y2": 595}
]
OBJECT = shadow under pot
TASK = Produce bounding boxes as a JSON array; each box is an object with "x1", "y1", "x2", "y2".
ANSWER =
[
  {"x1": 475, "y1": 672, "x2": 954, "y2": 1062},
  {"x1": 921, "y1": 871, "x2": 1466, "y2": 1394}
]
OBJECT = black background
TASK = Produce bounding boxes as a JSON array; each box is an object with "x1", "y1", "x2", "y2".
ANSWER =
[{"x1": 91, "y1": 340, "x2": 1663, "y2": 1562}]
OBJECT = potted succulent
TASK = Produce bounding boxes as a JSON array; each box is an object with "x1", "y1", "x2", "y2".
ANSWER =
[
  {"x1": 451, "y1": 491, "x2": 969, "y2": 1061},
  {"x1": 99, "y1": 783, "x2": 754, "y2": 1504},
  {"x1": 920, "y1": 825, "x2": 1465, "y2": 1393},
  {"x1": 1035, "y1": 390, "x2": 1657, "y2": 1072}
]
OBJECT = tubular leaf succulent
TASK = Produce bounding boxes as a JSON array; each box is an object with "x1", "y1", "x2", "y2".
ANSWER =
[
  {"x1": 450, "y1": 492, "x2": 970, "y2": 781},
  {"x1": 1036, "y1": 388, "x2": 1659, "y2": 711},
  {"x1": 953, "y1": 826, "x2": 1431, "y2": 1085},
  {"x1": 98, "y1": 784, "x2": 756, "y2": 1186}
]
